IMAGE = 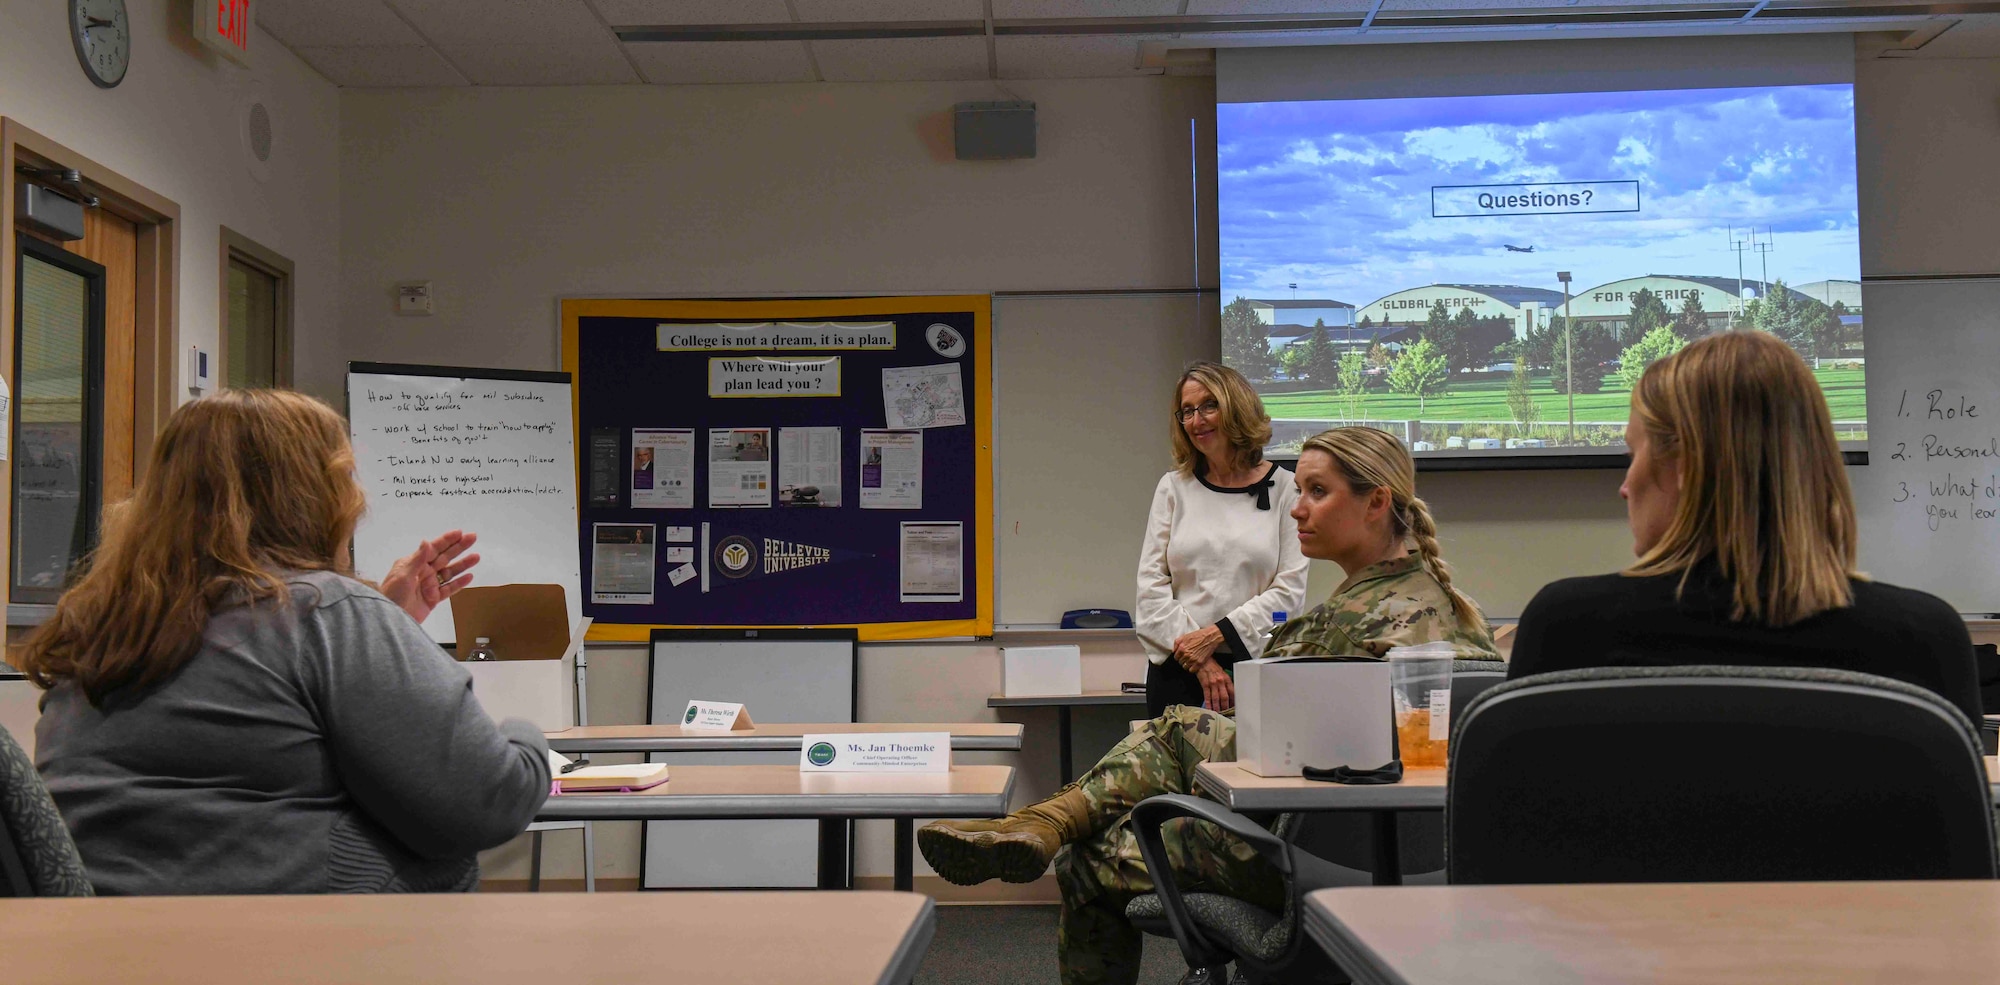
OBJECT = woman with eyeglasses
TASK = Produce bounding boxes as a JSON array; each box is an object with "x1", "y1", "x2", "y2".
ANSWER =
[{"x1": 1133, "y1": 361, "x2": 1310, "y2": 717}]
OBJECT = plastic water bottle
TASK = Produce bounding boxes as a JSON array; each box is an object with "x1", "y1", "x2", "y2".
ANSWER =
[
  {"x1": 1268, "y1": 611, "x2": 1288, "y2": 645},
  {"x1": 467, "y1": 637, "x2": 497, "y2": 662}
]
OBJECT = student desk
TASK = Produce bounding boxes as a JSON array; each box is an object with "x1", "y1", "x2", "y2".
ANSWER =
[
  {"x1": 4, "y1": 891, "x2": 936, "y2": 985},
  {"x1": 1303, "y1": 881, "x2": 2000, "y2": 985},
  {"x1": 545, "y1": 722, "x2": 1025, "y2": 754},
  {"x1": 546, "y1": 724, "x2": 1022, "y2": 892},
  {"x1": 986, "y1": 691, "x2": 1146, "y2": 785},
  {"x1": 1197, "y1": 759, "x2": 2000, "y2": 884},
  {"x1": 535, "y1": 764, "x2": 1015, "y2": 892}
]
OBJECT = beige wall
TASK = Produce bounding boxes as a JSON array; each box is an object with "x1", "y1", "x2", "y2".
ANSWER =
[
  {"x1": 0, "y1": 2, "x2": 343, "y2": 403},
  {"x1": 334, "y1": 55, "x2": 2000, "y2": 883}
]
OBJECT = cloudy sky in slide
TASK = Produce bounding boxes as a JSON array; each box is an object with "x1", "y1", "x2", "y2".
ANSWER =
[{"x1": 1217, "y1": 85, "x2": 1860, "y2": 308}]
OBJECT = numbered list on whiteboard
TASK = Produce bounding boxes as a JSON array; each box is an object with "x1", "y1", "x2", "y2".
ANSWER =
[{"x1": 1881, "y1": 386, "x2": 1997, "y2": 532}]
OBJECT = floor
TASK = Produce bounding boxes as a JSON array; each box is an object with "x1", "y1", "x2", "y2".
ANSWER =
[{"x1": 915, "y1": 904, "x2": 1194, "y2": 985}]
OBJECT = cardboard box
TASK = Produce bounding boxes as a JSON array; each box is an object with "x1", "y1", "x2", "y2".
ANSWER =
[
  {"x1": 453, "y1": 584, "x2": 589, "y2": 731},
  {"x1": 1233, "y1": 657, "x2": 1393, "y2": 777},
  {"x1": 1001, "y1": 644, "x2": 1082, "y2": 697}
]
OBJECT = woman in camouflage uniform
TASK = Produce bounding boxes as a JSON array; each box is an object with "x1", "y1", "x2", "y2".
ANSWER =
[{"x1": 920, "y1": 427, "x2": 1498, "y2": 985}]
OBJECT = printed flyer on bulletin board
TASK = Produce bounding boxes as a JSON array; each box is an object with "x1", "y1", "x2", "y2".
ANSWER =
[{"x1": 561, "y1": 296, "x2": 993, "y2": 642}]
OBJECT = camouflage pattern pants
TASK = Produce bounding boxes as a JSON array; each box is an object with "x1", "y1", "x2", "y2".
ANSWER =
[{"x1": 1054, "y1": 706, "x2": 1285, "y2": 985}]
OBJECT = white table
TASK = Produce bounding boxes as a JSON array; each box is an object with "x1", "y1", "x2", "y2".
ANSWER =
[{"x1": 536, "y1": 763, "x2": 1016, "y2": 891}]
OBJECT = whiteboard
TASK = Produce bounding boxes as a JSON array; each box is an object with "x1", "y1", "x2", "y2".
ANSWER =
[
  {"x1": 642, "y1": 631, "x2": 856, "y2": 889},
  {"x1": 995, "y1": 293, "x2": 1219, "y2": 624},
  {"x1": 1852, "y1": 279, "x2": 2000, "y2": 614},
  {"x1": 347, "y1": 364, "x2": 581, "y2": 644}
]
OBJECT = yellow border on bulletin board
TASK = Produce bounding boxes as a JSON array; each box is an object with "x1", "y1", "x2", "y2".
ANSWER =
[{"x1": 561, "y1": 296, "x2": 995, "y2": 642}]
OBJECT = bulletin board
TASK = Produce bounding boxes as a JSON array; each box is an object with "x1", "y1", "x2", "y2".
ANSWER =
[{"x1": 561, "y1": 296, "x2": 993, "y2": 641}]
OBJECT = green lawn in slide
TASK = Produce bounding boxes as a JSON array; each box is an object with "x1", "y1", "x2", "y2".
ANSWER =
[{"x1": 1262, "y1": 366, "x2": 1867, "y2": 427}]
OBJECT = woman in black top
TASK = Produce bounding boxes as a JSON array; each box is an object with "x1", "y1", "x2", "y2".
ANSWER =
[{"x1": 1510, "y1": 331, "x2": 1981, "y2": 722}]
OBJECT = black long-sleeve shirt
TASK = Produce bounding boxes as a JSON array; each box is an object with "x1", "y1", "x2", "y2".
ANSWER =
[{"x1": 1509, "y1": 568, "x2": 1983, "y2": 724}]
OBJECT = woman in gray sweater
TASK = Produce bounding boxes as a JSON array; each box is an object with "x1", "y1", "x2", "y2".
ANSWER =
[{"x1": 19, "y1": 389, "x2": 550, "y2": 895}]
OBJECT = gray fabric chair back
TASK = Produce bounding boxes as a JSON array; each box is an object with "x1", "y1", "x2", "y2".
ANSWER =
[
  {"x1": 1448, "y1": 665, "x2": 1999, "y2": 885},
  {"x1": 0, "y1": 724, "x2": 93, "y2": 896}
]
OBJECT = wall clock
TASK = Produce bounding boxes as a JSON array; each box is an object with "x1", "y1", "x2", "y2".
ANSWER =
[{"x1": 69, "y1": 0, "x2": 131, "y2": 89}]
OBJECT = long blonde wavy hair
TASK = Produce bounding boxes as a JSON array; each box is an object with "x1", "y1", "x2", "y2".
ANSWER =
[
  {"x1": 1626, "y1": 330, "x2": 1857, "y2": 626},
  {"x1": 1300, "y1": 426, "x2": 1484, "y2": 631},
  {"x1": 17, "y1": 389, "x2": 367, "y2": 704}
]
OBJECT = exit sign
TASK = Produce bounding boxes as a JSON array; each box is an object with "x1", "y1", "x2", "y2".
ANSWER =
[{"x1": 194, "y1": 0, "x2": 252, "y2": 67}]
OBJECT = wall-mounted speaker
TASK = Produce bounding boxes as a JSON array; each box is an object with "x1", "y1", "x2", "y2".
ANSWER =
[{"x1": 954, "y1": 100, "x2": 1035, "y2": 161}]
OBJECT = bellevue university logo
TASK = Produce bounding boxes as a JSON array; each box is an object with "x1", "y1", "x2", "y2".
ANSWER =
[
  {"x1": 714, "y1": 535, "x2": 758, "y2": 578},
  {"x1": 806, "y1": 742, "x2": 838, "y2": 767}
]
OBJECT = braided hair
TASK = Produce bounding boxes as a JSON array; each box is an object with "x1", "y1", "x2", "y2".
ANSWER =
[{"x1": 1298, "y1": 427, "x2": 1483, "y2": 631}]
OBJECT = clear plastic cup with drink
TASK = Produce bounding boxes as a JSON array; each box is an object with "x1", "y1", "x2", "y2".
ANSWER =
[{"x1": 1386, "y1": 642, "x2": 1456, "y2": 769}]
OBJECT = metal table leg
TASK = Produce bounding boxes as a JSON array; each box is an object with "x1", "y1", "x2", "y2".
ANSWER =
[
  {"x1": 818, "y1": 818, "x2": 850, "y2": 890},
  {"x1": 894, "y1": 818, "x2": 914, "y2": 892},
  {"x1": 1370, "y1": 811, "x2": 1403, "y2": 886},
  {"x1": 1059, "y1": 705, "x2": 1075, "y2": 786}
]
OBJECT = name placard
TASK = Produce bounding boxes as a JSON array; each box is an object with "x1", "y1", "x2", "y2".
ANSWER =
[
  {"x1": 682, "y1": 700, "x2": 755, "y2": 731},
  {"x1": 799, "y1": 731, "x2": 950, "y2": 773}
]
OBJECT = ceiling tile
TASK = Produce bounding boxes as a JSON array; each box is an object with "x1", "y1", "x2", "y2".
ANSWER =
[
  {"x1": 993, "y1": 0, "x2": 1180, "y2": 17},
  {"x1": 256, "y1": 0, "x2": 425, "y2": 47},
  {"x1": 442, "y1": 43, "x2": 643, "y2": 84},
  {"x1": 1909, "y1": 13, "x2": 2000, "y2": 57},
  {"x1": 812, "y1": 36, "x2": 990, "y2": 81},
  {"x1": 996, "y1": 35, "x2": 1165, "y2": 77},
  {"x1": 1185, "y1": 0, "x2": 1369, "y2": 12},
  {"x1": 793, "y1": 0, "x2": 986, "y2": 20},
  {"x1": 625, "y1": 40, "x2": 819, "y2": 82},
  {"x1": 388, "y1": 0, "x2": 615, "y2": 43},
  {"x1": 591, "y1": 0, "x2": 794, "y2": 24},
  {"x1": 289, "y1": 45, "x2": 471, "y2": 86}
]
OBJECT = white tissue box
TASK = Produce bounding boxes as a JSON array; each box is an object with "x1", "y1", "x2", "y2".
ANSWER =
[
  {"x1": 1002, "y1": 645, "x2": 1082, "y2": 697},
  {"x1": 1233, "y1": 658, "x2": 1392, "y2": 777}
]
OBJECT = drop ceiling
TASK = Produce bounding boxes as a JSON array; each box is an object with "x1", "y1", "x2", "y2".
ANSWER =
[{"x1": 254, "y1": 0, "x2": 2000, "y2": 87}]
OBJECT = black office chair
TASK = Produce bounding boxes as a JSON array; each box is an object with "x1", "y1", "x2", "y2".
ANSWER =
[
  {"x1": 1127, "y1": 660, "x2": 1507, "y2": 984},
  {"x1": 1448, "y1": 665, "x2": 1999, "y2": 885},
  {"x1": 0, "y1": 724, "x2": 92, "y2": 897}
]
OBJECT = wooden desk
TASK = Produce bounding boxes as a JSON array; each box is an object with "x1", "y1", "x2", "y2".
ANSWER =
[
  {"x1": 546, "y1": 722, "x2": 1024, "y2": 754},
  {"x1": 987, "y1": 690, "x2": 1147, "y2": 784},
  {"x1": 3, "y1": 891, "x2": 936, "y2": 985},
  {"x1": 1304, "y1": 881, "x2": 2000, "y2": 985},
  {"x1": 537, "y1": 764, "x2": 1015, "y2": 892}
]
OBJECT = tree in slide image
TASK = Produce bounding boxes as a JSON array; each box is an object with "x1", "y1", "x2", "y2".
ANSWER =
[
  {"x1": 1674, "y1": 292, "x2": 1711, "y2": 341},
  {"x1": 1337, "y1": 350, "x2": 1368, "y2": 422},
  {"x1": 1388, "y1": 338, "x2": 1450, "y2": 413},
  {"x1": 1548, "y1": 319, "x2": 1616, "y2": 395},
  {"x1": 1278, "y1": 342, "x2": 1310, "y2": 381},
  {"x1": 1505, "y1": 358, "x2": 1542, "y2": 435},
  {"x1": 1222, "y1": 297, "x2": 1276, "y2": 381},
  {"x1": 1423, "y1": 303, "x2": 1459, "y2": 372},
  {"x1": 1616, "y1": 326, "x2": 1687, "y2": 391},
  {"x1": 1756, "y1": 281, "x2": 1812, "y2": 357},
  {"x1": 1304, "y1": 321, "x2": 1341, "y2": 387},
  {"x1": 1366, "y1": 341, "x2": 1392, "y2": 374},
  {"x1": 1625, "y1": 288, "x2": 1671, "y2": 342}
]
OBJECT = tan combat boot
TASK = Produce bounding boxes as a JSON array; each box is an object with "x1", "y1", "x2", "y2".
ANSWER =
[{"x1": 917, "y1": 786, "x2": 1091, "y2": 885}]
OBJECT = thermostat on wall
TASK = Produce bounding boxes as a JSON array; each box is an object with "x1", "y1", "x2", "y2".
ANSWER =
[
  {"x1": 188, "y1": 345, "x2": 211, "y2": 395},
  {"x1": 397, "y1": 281, "x2": 435, "y2": 316}
]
